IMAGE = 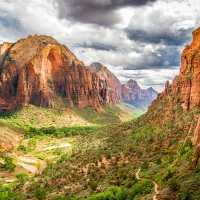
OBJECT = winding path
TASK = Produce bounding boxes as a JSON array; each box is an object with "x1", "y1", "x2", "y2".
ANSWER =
[
  {"x1": 153, "y1": 181, "x2": 159, "y2": 200},
  {"x1": 136, "y1": 169, "x2": 160, "y2": 200},
  {"x1": 136, "y1": 168, "x2": 141, "y2": 180}
]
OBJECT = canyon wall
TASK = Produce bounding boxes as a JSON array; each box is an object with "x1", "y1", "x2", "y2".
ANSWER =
[
  {"x1": 88, "y1": 63, "x2": 158, "y2": 110},
  {"x1": 0, "y1": 35, "x2": 111, "y2": 111}
]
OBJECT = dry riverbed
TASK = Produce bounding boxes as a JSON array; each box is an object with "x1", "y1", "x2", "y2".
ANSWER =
[{"x1": 0, "y1": 141, "x2": 72, "y2": 183}]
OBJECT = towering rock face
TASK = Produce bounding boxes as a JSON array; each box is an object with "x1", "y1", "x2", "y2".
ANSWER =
[
  {"x1": 157, "y1": 27, "x2": 200, "y2": 112},
  {"x1": 0, "y1": 35, "x2": 110, "y2": 112},
  {"x1": 147, "y1": 27, "x2": 200, "y2": 162},
  {"x1": 88, "y1": 62, "x2": 122, "y2": 102}
]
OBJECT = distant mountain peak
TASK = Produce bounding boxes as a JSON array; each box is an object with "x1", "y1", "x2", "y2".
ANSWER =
[
  {"x1": 88, "y1": 62, "x2": 158, "y2": 110},
  {"x1": 88, "y1": 62, "x2": 122, "y2": 102},
  {"x1": 127, "y1": 79, "x2": 137, "y2": 83},
  {"x1": 126, "y1": 79, "x2": 139, "y2": 88},
  {"x1": 88, "y1": 62, "x2": 107, "y2": 72}
]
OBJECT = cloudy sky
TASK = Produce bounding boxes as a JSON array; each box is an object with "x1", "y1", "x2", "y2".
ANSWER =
[{"x1": 0, "y1": 0, "x2": 199, "y2": 92}]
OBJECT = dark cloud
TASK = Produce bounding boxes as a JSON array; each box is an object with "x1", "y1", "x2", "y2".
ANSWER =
[
  {"x1": 0, "y1": 15, "x2": 28, "y2": 38},
  {"x1": 0, "y1": 17, "x2": 10, "y2": 27},
  {"x1": 78, "y1": 42, "x2": 117, "y2": 51},
  {"x1": 54, "y1": 0, "x2": 157, "y2": 26},
  {"x1": 125, "y1": 28, "x2": 193, "y2": 46},
  {"x1": 124, "y1": 47, "x2": 180, "y2": 70}
]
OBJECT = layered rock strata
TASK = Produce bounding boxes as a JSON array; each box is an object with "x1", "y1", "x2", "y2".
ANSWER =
[
  {"x1": 88, "y1": 62, "x2": 122, "y2": 102},
  {"x1": 156, "y1": 27, "x2": 200, "y2": 112},
  {"x1": 0, "y1": 35, "x2": 111, "y2": 111}
]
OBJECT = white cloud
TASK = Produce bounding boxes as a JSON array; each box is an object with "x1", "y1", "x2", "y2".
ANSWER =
[{"x1": 0, "y1": 0, "x2": 199, "y2": 93}]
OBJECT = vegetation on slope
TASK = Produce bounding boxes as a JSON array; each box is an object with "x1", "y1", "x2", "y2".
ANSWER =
[
  {"x1": 1, "y1": 93, "x2": 199, "y2": 200},
  {"x1": 0, "y1": 103, "x2": 136, "y2": 130},
  {"x1": 124, "y1": 99, "x2": 152, "y2": 111},
  {"x1": 116, "y1": 102, "x2": 145, "y2": 118},
  {"x1": 0, "y1": 103, "x2": 135, "y2": 150},
  {"x1": 7, "y1": 96, "x2": 199, "y2": 200}
]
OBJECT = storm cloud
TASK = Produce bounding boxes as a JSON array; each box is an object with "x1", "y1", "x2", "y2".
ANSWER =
[
  {"x1": 78, "y1": 42, "x2": 118, "y2": 51},
  {"x1": 0, "y1": 15, "x2": 27, "y2": 39},
  {"x1": 54, "y1": 0, "x2": 157, "y2": 26},
  {"x1": 123, "y1": 46, "x2": 181, "y2": 70},
  {"x1": 0, "y1": 0, "x2": 199, "y2": 91},
  {"x1": 125, "y1": 28, "x2": 193, "y2": 46}
]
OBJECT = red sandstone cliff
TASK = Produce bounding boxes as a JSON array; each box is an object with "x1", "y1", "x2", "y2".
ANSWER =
[
  {"x1": 88, "y1": 62, "x2": 122, "y2": 102},
  {"x1": 88, "y1": 63, "x2": 158, "y2": 110},
  {"x1": 154, "y1": 27, "x2": 200, "y2": 112},
  {"x1": 147, "y1": 27, "x2": 200, "y2": 164},
  {"x1": 0, "y1": 35, "x2": 111, "y2": 111}
]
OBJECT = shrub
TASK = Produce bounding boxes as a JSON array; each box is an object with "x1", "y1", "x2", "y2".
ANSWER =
[
  {"x1": 168, "y1": 178, "x2": 179, "y2": 191},
  {"x1": 0, "y1": 185, "x2": 14, "y2": 200},
  {"x1": 0, "y1": 156, "x2": 16, "y2": 172},
  {"x1": 194, "y1": 165, "x2": 200, "y2": 173},
  {"x1": 89, "y1": 180, "x2": 98, "y2": 191},
  {"x1": 17, "y1": 144, "x2": 27, "y2": 152},
  {"x1": 141, "y1": 160, "x2": 149, "y2": 170},
  {"x1": 34, "y1": 188, "x2": 47, "y2": 200},
  {"x1": 16, "y1": 173, "x2": 29, "y2": 184},
  {"x1": 28, "y1": 138, "x2": 37, "y2": 150},
  {"x1": 182, "y1": 189, "x2": 192, "y2": 200},
  {"x1": 155, "y1": 157, "x2": 162, "y2": 164}
]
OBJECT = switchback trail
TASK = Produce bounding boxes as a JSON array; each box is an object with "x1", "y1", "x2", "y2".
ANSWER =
[{"x1": 136, "y1": 169, "x2": 160, "y2": 200}]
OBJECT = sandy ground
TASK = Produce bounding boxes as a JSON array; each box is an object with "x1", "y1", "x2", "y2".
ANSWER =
[
  {"x1": 0, "y1": 178, "x2": 16, "y2": 183},
  {"x1": 17, "y1": 162, "x2": 37, "y2": 173},
  {"x1": 16, "y1": 142, "x2": 71, "y2": 173},
  {"x1": 18, "y1": 156, "x2": 38, "y2": 164},
  {"x1": 1, "y1": 140, "x2": 72, "y2": 183},
  {"x1": 43, "y1": 143, "x2": 72, "y2": 151}
]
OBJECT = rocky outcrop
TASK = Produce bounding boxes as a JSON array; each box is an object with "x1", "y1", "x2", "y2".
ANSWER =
[
  {"x1": 149, "y1": 28, "x2": 200, "y2": 116},
  {"x1": 190, "y1": 116, "x2": 200, "y2": 144},
  {"x1": 157, "y1": 27, "x2": 200, "y2": 112},
  {"x1": 0, "y1": 35, "x2": 111, "y2": 112},
  {"x1": 147, "y1": 27, "x2": 200, "y2": 164},
  {"x1": 88, "y1": 62, "x2": 122, "y2": 102}
]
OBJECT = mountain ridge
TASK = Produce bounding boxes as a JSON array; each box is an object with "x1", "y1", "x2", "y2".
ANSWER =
[
  {"x1": 1, "y1": 28, "x2": 200, "y2": 200},
  {"x1": 88, "y1": 62, "x2": 158, "y2": 110},
  {"x1": 0, "y1": 36, "x2": 157, "y2": 113},
  {"x1": 147, "y1": 27, "x2": 200, "y2": 166},
  {"x1": 0, "y1": 35, "x2": 112, "y2": 112}
]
